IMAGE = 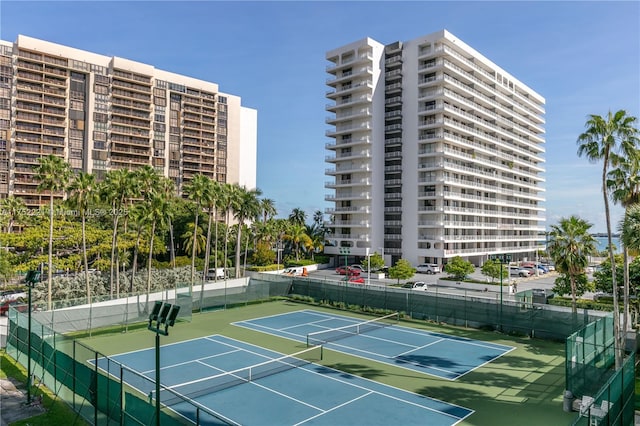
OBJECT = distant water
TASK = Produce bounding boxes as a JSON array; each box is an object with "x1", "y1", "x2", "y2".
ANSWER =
[{"x1": 594, "y1": 236, "x2": 621, "y2": 253}]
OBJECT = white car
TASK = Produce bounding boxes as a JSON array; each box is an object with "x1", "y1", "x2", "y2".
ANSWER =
[
  {"x1": 403, "y1": 281, "x2": 428, "y2": 291},
  {"x1": 350, "y1": 265, "x2": 365, "y2": 272},
  {"x1": 416, "y1": 263, "x2": 441, "y2": 274},
  {"x1": 509, "y1": 266, "x2": 532, "y2": 277}
]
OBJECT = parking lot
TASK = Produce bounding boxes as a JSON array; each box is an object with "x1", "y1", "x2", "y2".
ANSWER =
[{"x1": 308, "y1": 264, "x2": 561, "y2": 301}]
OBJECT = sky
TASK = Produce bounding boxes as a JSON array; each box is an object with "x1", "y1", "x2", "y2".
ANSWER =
[{"x1": 1, "y1": 1, "x2": 639, "y2": 233}]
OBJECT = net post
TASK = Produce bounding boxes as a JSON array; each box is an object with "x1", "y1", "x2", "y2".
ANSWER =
[{"x1": 320, "y1": 345, "x2": 323, "y2": 361}]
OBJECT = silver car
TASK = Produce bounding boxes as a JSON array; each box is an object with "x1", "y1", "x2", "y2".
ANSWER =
[{"x1": 416, "y1": 263, "x2": 441, "y2": 274}]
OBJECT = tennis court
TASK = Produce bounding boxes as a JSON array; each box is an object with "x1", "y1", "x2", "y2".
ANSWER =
[
  {"x1": 233, "y1": 309, "x2": 514, "y2": 380},
  {"x1": 94, "y1": 334, "x2": 473, "y2": 425}
]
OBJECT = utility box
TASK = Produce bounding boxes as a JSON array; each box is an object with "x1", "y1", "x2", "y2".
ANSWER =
[{"x1": 531, "y1": 288, "x2": 554, "y2": 304}]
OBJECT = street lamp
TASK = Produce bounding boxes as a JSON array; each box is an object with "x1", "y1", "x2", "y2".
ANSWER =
[
  {"x1": 24, "y1": 269, "x2": 40, "y2": 405},
  {"x1": 339, "y1": 247, "x2": 350, "y2": 282},
  {"x1": 365, "y1": 248, "x2": 370, "y2": 286},
  {"x1": 147, "y1": 301, "x2": 180, "y2": 426},
  {"x1": 276, "y1": 241, "x2": 283, "y2": 274}
]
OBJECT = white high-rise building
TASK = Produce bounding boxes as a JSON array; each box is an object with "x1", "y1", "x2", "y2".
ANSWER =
[
  {"x1": 324, "y1": 30, "x2": 545, "y2": 267},
  {"x1": 0, "y1": 35, "x2": 257, "y2": 207}
]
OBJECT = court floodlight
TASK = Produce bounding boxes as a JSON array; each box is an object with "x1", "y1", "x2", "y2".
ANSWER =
[
  {"x1": 148, "y1": 301, "x2": 163, "y2": 326},
  {"x1": 166, "y1": 305, "x2": 181, "y2": 327},
  {"x1": 158, "y1": 303, "x2": 172, "y2": 325}
]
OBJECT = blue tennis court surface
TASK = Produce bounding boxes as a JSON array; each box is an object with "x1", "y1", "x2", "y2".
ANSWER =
[
  {"x1": 95, "y1": 335, "x2": 472, "y2": 425},
  {"x1": 233, "y1": 309, "x2": 514, "y2": 380}
]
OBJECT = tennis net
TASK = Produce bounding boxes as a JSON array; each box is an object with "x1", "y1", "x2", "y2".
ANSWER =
[
  {"x1": 306, "y1": 312, "x2": 399, "y2": 346},
  {"x1": 153, "y1": 344, "x2": 323, "y2": 407}
]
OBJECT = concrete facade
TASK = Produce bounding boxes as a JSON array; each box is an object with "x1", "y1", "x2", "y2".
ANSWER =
[
  {"x1": 324, "y1": 30, "x2": 546, "y2": 267},
  {"x1": 0, "y1": 35, "x2": 257, "y2": 206}
]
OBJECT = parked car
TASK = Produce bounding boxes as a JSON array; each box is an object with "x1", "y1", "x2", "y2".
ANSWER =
[
  {"x1": 416, "y1": 264, "x2": 441, "y2": 274},
  {"x1": 593, "y1": 292, "x2": 613, "y2": 302},
  {"x1": 350, "y1": 265, "x2": 365, "y2": 273},
  {"x1": 509, "y1": 266, "x2": 532, "y2": 277},
  {"x1": 0, "y1": 290, "x2": 27, "y2": 303},
  {"x1": 402, "y1": 281, "x2": 428, "y2": 291},
  {"x1": 0, "y1": 299, "x2": 27, "y2": 316},
  {"x1": 206, "y1": 268, "x2": 226, "y2": 280},
  {"x1": 336, "y1": 266, "x2": 360, "y2": 276},
  {"x1": 522, "y1": 263, "x2": 548, "y2": 274},
  {"x1": 348, "y1": 276, "x2": 365, "y2": 284},
  {"x1": 522, "y1": 265, "x2": 546, "y2": 275}
]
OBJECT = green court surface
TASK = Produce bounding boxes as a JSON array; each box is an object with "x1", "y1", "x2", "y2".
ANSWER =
[{"x1": 80, "y1": 300, "x2": 575, "y2": 426}]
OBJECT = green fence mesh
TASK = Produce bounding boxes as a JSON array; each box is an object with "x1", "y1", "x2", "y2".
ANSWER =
[
  {"x1": 5, "y1": 273, "x2": 627, "y2": 426},
  {"x1": 289, "y1": 278, "x2": 601, "y2": 340}
]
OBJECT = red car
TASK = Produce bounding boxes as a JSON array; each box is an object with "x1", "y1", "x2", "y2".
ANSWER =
[
  {"x1": 336, "y1": 266, "x2": 360, "y2": 276},
  {"x1": 0, "y1": 299, "x2": 27, "y2": 316},
  {"x1": 348, "y1": 276, "x2": 365, "y2": 284}
]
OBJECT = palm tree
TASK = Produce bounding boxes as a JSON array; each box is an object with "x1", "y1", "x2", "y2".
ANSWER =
[
  {"x1": 1, "y1": 196, "x2": 26, "y2": 234},
  {"x1": 577, "y1": 109, "x2": 639, "y2": 368},
  {"x1": 620, "y1": 204, "x2": 640, "y2": 255},
  {"x1": 233, "y1": 186, "x2": 262, "y2": 277},
  {"x1": 101, "y1": 169, "x2": 135, "y2": 297},
  {"x1": 159, "y1": 177, "x2": 178, "y2": 269},
  {"x1": 220, "y1": 183, "x2": 240, "y2": 277},
  {"x1": 202, "y1": 178, "x2": 221, "y2": 284},
  {"x1": 144, "y1": 192, "x2": 170, "y2": 306},
  {"x1": 286, "y1": 223, "x2": 311, "y2": 261},
  {"x1": 180, "y1": 222, "x2": 206, "y2": 261},
  {"x1": 67, "y1": 172, "x2": 97, "y2": 303},
  {"x1": 35, "y1": 155, "x2": 71, "y2": 310},
  {"x1": 608, "y1": 154, "x2": 640, "y2": 339},
  {"x1": 183, "y1": 174, "x2": 209, "y2": 293},
  {"x1": 313, "y1": 210, "x2": 324, "y2": 228},
  {"x1": 127, "y1": 203, "x2": 146, "y2": 294},
  {"x1": 547, "y1": 216, "x2": 596, "y2": 314},
  {"x1": 288, "y1": 208, "x2": 307, "y2": 226},
  {"x1": 260, "y1": 198, "x2": 276, "y2": 223}
]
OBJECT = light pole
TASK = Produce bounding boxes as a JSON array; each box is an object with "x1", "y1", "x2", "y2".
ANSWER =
[
  {"x1": 277, "y1": 243, "x2": 283, "y2": 274},
  {"x1": 339, "y1": 247, "x2": 350, "y2": 281},
  {"x1": 24, "y1": 269, "x2": 40, "y2": 405},
  {"x1": 147, "y1": 301, "x2": 180, "y2": 426},
  {"x1": 378, "y1": 246, "x2": 385, "y2": 266},
  {"x1": 366, "y1": 248, "x2": 370, "y2": 286}
]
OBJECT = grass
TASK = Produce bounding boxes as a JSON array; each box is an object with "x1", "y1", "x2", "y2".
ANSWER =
[{"x1": 0, "y1": 350, "x2": 89, "y2": 426}]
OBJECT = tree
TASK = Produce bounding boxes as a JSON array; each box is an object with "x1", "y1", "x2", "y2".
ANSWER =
[
  {"x1": 388, "y1": 259, "x2": 415, "y2": 284},
  {"x1": 143, "y1": 192, "x2": 170, "y2": 306},
  {"x1": 219, "y1": 183, "x2": 240, "y2": 278},
  {"x1": 368, "y1": 252, "x2": 385, "y2": 271},
  {"x1": 577, "y1": 109, "x2": 639, "y2": 368},
  {"x1": 250, "y1": 241, "x2": 275, "y2": 266},
  {"x1": 552, "y1": 274, "x2": 591, "y2": 299},
  {"x1": 260, "y1": 198, "x2": 276, "y2": 223},
  {"x1": 67, "y1": 172, "x2": 97, "y2": 303},
  {"x1": 288, "y1": 208, "x2": 307, "y2": 227},
  {"x1": 609, "y1": 154, "x2": 640, "y2": 340},
  {"x1": 481, "y1": 259, "x2": 507, "y2": 283},
  {"x1": 183, "y1": 174, "x2": 209, "y2": 292},
  {"x1": 444, "y1": 256, "x2": 474, "y2": 281},
  {"x1": 619, "y1": 203, "x2": 640, "y2": 332},
  {"x1": 159, "y1": 177, "x2": 178, "y2": 268},
  {"x1": 101, "y1": 168, "x2": 135, "y2": 297},
  {"x1": 35, "y1": 155, "x2": 71, "y2": 310},
  {"x1": 233, "y1": 186, "x2": 261, "y2": 278},
  {"x1": 1, "y1": 196, "x2": 26, "y2": 234},
  {"x1": 202, "y1": 178, "x2": 221, "y2": 288},
  {"x1": 285, "y1": 223, "x2": 311, "y2": 261},
  {"x1": 547, "y1": 216, "x2": 596, "y2": 314}
]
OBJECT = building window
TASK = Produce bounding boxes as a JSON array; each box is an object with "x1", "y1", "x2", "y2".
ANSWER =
[{"x1": 94, "y1": 84, "x2": 109, "y2": 94}]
